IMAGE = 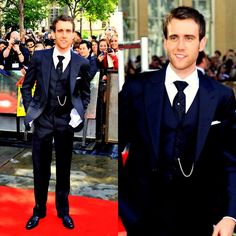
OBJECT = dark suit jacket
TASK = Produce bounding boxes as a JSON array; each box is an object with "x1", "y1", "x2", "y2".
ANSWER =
[
  {"x1": 21, "y1": 48, "x2": 90, "y2": 126},
  {"x1": 119, "y1": 66, "x2": 236, "y2": 227},
  {"x1": 87, "y1": 54, "x2": 98, "y2": 81}
]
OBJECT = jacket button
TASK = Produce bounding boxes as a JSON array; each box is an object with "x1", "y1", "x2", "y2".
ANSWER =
[{"x1": 152, "y1": 168, "x2": 157, "y2": 173}]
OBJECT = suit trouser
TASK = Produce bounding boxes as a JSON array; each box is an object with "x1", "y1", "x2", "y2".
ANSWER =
[{"x1": 32, "y1": 113, "x2": 74, "y2": 216}]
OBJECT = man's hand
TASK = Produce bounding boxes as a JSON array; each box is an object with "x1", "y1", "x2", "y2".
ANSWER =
[{"x1": 212, "y1": 218, "x2": 235, "y2": 236}]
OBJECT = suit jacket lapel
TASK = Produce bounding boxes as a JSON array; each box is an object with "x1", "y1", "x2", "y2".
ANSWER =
[
  {"x1": 144, "y1": 69, "x2": 166, "y2": 166},
  {"x1": 42, "y1": 48, "x2": 53, "y2": 96},
  {"x1": 195, "y1": 72, "x2": 218, "y2": 162}
]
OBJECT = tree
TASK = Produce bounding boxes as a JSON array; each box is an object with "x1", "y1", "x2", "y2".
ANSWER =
[
  {"x1": 1, "y1": 0, "x2": 50, "y2": 34},
  {"x1": 84, "y1": 0, "x2": 118, "y2": 35},
  {"x1": 55, "y1": 0, "x2": 118, "y2": 32}
]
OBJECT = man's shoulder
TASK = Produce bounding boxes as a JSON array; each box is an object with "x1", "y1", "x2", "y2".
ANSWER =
[
  {"x1": 126, "y1": 67, "x2": 166, "y2": 86},
  {"x1": 33, "y1": 48, "x2": 52, "y2": 58},
  {"x1": 200, "y1": 73, "x2": 235, "y2": 98},
  {"x1": 121, "y1": 68, "x2": 166, "y2": 98}
]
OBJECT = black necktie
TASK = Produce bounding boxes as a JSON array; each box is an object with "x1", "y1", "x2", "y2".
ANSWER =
[
  {"x1": 56, "y1": 55, "x2": 65, "y2": 77},
  {"x1": 173, "y1": 81, "x2": 188, "y2": 120}
]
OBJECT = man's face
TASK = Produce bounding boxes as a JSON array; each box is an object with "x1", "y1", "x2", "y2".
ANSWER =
[
  {"x1": 164, "y1": 18, "x2": 206, "y2": 78},
  {"x1": 26, "y1": 42, "x2": 35, "y2": 52},
  {"x1": 53, "y1": 20, "x2": 74, "y2": 53},
  {"x1": 78, "y1": 43, "x2": 90, "y2": 57},
  {"x1": 10, "y1": 31, "x2": 20, "y2": 41}
]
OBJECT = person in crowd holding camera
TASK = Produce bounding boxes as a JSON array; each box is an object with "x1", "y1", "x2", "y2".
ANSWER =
[
  {"x1": 97, "y1": 38, "x2": 118, "y2": 71},
  {"x1": 1, "y1": 31, "x2": 30, "y2": 73}
]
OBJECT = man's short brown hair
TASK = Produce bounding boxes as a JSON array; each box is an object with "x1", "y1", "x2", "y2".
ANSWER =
[
  {"x1": 51, "y1": 15, "x2": 75, "y2": 32},
  {"x1": 163, "y1": 6, "x2": 206, "y2": 40}
]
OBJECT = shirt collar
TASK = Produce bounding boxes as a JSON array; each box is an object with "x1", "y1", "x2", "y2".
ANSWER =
[
  {"x1": 165, "y1": 64, "x2": 199, "y2": 88},
  {"x1": 53, "y1": 47, "x2": 71, "y2": 61}
]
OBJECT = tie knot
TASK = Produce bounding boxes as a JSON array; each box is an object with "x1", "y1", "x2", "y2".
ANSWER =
[
  {"x1": 57, "y1": 55, "x2": 65, "y2": 63},
  {"x1": 174, "y1": 81, "x2": 188, "y2": 92}
]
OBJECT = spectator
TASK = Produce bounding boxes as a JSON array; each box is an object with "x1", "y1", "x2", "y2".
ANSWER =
[
  {"x1": 1, "y1": 31, "x2": 30, "y2": 73},
  {"x1": 222, "y1": 49, "x2": 235, "y2": 62},
  {"x1": 97, "y1": 38, "x2": 118, "y2": 71},
  {"x1": 149, "y1": 55, "x2": 162, "y2": 70},
  {"x1": 74, "y1": 31, "x2": 82, "y2": 45},
  {"x1": 125, "y1": 58, "x2": 136, "y2": 79},
  {"x1": 78, "y1": 40, "x2": 98, "y2": 81},
  {"x1": 73, "y1": 42, "x2": 80, "y2": 54},
  {"x1": 214, "y1": 49, "x2": 222, "y2": 68},
  {"x1": 91, "y1": 40, "x2": 99, "y2": 57},
  {"x1": 0, "y1": 39, "x2": 7, "y2": 52},
  {"x1": 134, "y1": 55, "x2": 141, "y2": 73},
  {"x1": 25, "y1": 38, "x2": 36, "y2": 59},
  {"x1": 196, "y1": 51, "x2": 209, "y2": 75},
  {"x1": 217, "y1": 58, "x2": 235, "y2": 81},
  {"x1": 34, "y1": 41, "x2": 45, "y2": 51},
  {"x1": 110, "y1": 34, "x2": 119, "y2": 53},
  {"x1": 44, "y1": 38, "x2": 54, "y2": 49}
]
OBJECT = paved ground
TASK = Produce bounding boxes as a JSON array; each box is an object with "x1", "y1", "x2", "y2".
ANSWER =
[{"x1": 0, "y1": 142, "x2": 118, "y2": 201}]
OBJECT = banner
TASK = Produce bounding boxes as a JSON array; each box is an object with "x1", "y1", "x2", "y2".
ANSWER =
[{"x1": 0, "y1": 70, "x2": 22, "y2": 114}]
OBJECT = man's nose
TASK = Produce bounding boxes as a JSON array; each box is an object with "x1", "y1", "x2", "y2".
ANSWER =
[{"x1": 177, "y1": 38, "x2": 186, "y2": 50}]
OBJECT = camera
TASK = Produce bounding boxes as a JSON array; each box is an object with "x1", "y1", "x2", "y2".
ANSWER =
[
  {"x1": 26, "y1": 29, "x2": 32, "y2": 34},
  {"x1": 14, "y1": 39, "x2": 21, "y2": 45},
  {"x1": 107, "y1": 48, "x2": 113, "y2": 53}
]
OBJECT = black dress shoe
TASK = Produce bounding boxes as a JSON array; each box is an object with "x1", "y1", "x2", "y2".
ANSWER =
[
  {"x1": 25, "y1": 215, "x2": 40, "y2": 230},
  {"x1": 58, "y1": 214, "x2": 74, "y2": 229}
]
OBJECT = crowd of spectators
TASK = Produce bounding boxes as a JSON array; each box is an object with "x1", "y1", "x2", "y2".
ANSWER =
[{"x1": 125, "y1": 49, "x2": 236, "y2": 82}]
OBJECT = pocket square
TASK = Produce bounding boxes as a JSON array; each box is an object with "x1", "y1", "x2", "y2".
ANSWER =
[
  {"x1": 76, "y1": 76, "x2": 81, "y2": 80},
  {"x1": 211, "y1": 120, "x2": 221, "y2": 126}
]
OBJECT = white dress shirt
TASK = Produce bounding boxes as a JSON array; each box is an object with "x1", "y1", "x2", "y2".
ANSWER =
[
  {"x1": 53, "y1": 47, "x2": 71, "y2": 72},
  {"x1": 165, "y1": 64, "x2": 199, "y2": 112}
]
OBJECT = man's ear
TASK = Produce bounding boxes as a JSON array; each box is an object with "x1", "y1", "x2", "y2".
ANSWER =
[
  {"x1": 51, "y1": 31, "x2": 55, "y2": 39},
  {"x1": 163, "y1": 38, "x2": 167, "y2": 51},
  {"x1": 199, "y1": 36, "x2": 206, "y2": 52}
]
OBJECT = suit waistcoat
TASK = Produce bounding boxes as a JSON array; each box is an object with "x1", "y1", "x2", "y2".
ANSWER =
[
  {"x1": 158, "y1": 88, "x2": 199, "y2": 180},
  {"x1": 45, "y1": 59, "x2": 72, "y2": 115}
]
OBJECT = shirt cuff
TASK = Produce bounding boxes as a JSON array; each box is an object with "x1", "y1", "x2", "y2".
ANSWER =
[
  {"x1": 223, "y1": 216, "x2": 236, "y2": 223},
  {"x1": 69, "y1": 108, "x2": 82, "y2": 128}
]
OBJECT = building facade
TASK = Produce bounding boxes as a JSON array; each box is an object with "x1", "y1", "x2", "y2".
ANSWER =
[{"x1": 119, "y1": 0, "x2": 236, "y2": 59}]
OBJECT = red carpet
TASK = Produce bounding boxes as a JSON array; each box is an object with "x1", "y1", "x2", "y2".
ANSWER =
[{"x1": 0, "y1": 186, "x2": 124, "y2": 236}]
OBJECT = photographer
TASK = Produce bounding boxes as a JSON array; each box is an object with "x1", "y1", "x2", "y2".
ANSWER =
[
  {"x1": 97, "y1": 38, "x2": 118, "y2": 71},
  {"x1": 2, "y1": 31, "x2": 30, "y2": 72}
]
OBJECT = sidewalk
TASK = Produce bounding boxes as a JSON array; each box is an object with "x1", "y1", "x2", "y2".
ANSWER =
[{"x1": 0, "y1": 142, "x2": 118, "y2": 201}]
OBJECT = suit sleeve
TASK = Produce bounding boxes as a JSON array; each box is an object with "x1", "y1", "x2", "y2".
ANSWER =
[
  {"x1": 222, "y1": 89, "x2": 236, "y2": 218},
  {"x1": 75, "y1": 62, "x2": 91, "y2": 110},
  {"x1": 21, "y1": 51, "x2": 39, "y2": 111},
  {"x1": 119, "y1": 79, "x2": 134, "y2": 154}
]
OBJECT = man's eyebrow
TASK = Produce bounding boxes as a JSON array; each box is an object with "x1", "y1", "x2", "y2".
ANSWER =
[{"x1": 168, "y1": 34, "x2": 178, "y2": 37}]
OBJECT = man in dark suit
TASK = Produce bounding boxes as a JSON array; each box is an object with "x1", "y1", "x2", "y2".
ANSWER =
[
  {"x1": 21, "y1": 15, "x2": 90, "y2": 230},
  {"x1": 119, "y1": 6, "x2": 236, "y2": 236}
]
